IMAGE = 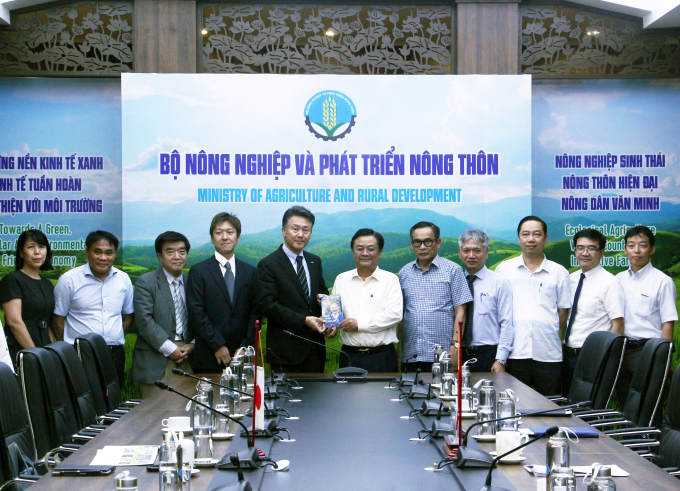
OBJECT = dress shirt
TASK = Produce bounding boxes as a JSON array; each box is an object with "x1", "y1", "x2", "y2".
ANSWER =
[
  {"x1": 332, "y1": 267, "x2": 403, "y2": 347},
  {"x1": 616, "y1": 261, "x2": 677, "y2": 340},
  {"x1": 567, "y1": 265, "x2": 624, "y2": 348},
  {"x1": 399, "y1": 255, "x2": 473, "y2": 362},
  {"x1": 495, "y1": 255, "x2": 571, "y2": 362},
  {"x1": 159, "y1": 268, "x2": 192, "y2": 357},
  {"x1": 282, "y1": 244, "x2": 310, "y2": 291},
  {"x1": 53, "y1": 263, "x2": 134, "y2": 345},
  {"x1": 464, "y1": 266, "x2": 514, "y2": 362},
  {"x1": 0, "y1": 319, "x2": 14, "y2": 373},
  {"x1": 214, "y1": 251, "x2": 236, "y2": 277}
]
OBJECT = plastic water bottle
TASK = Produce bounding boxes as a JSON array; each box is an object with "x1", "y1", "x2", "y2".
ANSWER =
[
  {"x1": 586, "y1": 464, "x2": 616, "y2": 490},
  {"x1": 547, "y1": 429, "x2": 570, "y2": 483}
]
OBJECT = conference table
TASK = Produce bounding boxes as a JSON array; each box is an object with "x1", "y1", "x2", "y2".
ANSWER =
[{"x1": 27, "y1": 372, "x2": 679, "y2": 491}]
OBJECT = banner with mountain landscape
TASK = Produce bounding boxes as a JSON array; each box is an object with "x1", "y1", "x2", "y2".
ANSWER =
[{"x1": 120, "y1": 73, "x2": 532, "y2": 285}]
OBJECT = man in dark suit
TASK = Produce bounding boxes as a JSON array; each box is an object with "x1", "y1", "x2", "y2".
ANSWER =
[
  {"x1": 256, "y1": 206, "x2": 329, "y2": 373},
  {"x1": 131, "y1": 231, "x2": 194, "y2": 397},
  {"x1": 186, "y1": 212, "x2": 258, "y2": 372}
]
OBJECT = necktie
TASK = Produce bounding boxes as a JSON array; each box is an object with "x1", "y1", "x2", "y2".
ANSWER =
[
  {"x1": 463, "y1": 274, "x2": 476, "y2": 346},
  {"x1": 224, "y1": 262, "x2": 235, "y2": 302},
  {"x1": 172, "y1": 278, "x2": 188, "y2": 338},
  {"x1": 296, "y1": 255, "x2": 310, "y2": 301},
  {"x1": 564, "y1": 273, "x2": 585, "y2": 346}
]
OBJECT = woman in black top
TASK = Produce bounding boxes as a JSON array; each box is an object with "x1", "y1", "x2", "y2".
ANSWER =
[{"x1": 0, "y1": 229, "x2": 55, "y2": 367}]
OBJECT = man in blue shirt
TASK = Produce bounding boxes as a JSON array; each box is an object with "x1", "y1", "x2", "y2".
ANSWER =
[
  {"x1": 458, "y1": 230, "x2": 514, "y2": 372},
  {"x1": 399, "y1": 221, "x2": 472, "y2": 372},
  {"x1": 53, "y1": 230, "x2": 134, "y2": 384}
]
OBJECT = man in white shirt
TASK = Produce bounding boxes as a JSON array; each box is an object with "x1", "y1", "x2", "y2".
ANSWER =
[
  {"x1": 326, "y1": 229, "x2": 403, "y2": 372},
  {"x1": 562, "y1": 228, "x2": 624, "y2": 396},
  {"x1": 615, "y1": 225, "x2": 677, "y2": 403},
  {"x1": 495, "y1": 216, "x2": 571, "y2": 396},
  {"x1": 53, "y1": 230, "x2": 134, "y2": 385},
  {"x1": 0, "y1": 318, "x2": 14, "y2": 373},
  {"x1": 131, "y1": 231, "x2": 195, "y2": 397}
]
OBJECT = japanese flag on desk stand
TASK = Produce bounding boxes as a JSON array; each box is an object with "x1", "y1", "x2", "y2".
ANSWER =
[{"x1": 252, "y1": 320, "x2": 265, "y2": 449}]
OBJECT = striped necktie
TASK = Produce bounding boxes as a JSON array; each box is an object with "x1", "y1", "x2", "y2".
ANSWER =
[
  {"x1": 172, "y1": 277, "x2": 188, "y2": 338},
  {"x1": 296, "y1": 255, "x2": 310, "y2": 301}
]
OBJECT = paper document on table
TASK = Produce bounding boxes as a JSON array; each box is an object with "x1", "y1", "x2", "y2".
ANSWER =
[
  {"x1": 90, "y1": 445, "x2": 159, "y2": 466},
  {"x1": 524, "y1": 465, "x2": 629, "y2": 477}
]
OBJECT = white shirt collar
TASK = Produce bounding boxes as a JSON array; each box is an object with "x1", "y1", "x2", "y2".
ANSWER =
[
  {"x1": 214, "y1": 251, "x2": 235, "y2": 271},
  {"x1": 282, "y1": 243, "x2": 304, "y2": 261},
  {"x1": 627, "y1": 260, "x2": 653, "y2": 279},
  {"x1": 162, "y1": 267, "x2": 183, "y2": 285},
  {"x1": 465, "y1": 265, "x2": 488, "y2": 279},
  {"x1": 581, "y1": 264, "x2": 603, "y2": 279}
]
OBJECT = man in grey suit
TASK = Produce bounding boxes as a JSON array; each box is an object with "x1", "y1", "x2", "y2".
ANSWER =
[{"x1": 131, "y1": 231, "x2": 194, "y2": 397}]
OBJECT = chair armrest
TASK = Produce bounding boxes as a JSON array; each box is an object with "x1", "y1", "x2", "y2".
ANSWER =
[
  {"x1": 604, "y1": 427, "x2": 660, "y2": 437},
  {"x1": 589, "y1": 417, "x2": 630, "y2": 429},
  {"x1": 576, "y1": 409, "x2": 621, "y2": 420},
  {"x1": 18, "y1": 474, "x2": 40, "y2": 482},
  {"x1": 618, "y1": 438, "x2": 660, "y2": 449},
  {"x1": 546, "y1": 396, "x2": 567, "y2": 404},
  {"x1": 662, "y1": 467, "x2": 679, "y2": 473}
]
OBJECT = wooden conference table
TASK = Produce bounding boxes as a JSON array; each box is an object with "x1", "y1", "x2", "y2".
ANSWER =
[{"x1": 27, "y1": 372, "x2": 679, "y2": 491}]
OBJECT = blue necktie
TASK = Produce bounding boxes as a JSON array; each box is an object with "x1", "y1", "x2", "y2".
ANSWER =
[{"x1": 224, "y1": 262, "x2": 235, "y2": 302}]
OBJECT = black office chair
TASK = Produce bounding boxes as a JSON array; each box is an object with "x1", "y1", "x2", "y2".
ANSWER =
[
  {"x1": 45, "y1": 342, "x2": 108, "y2": 432},
  {"x1": 0, "y1": 364, "x2": 43, "y2": 490},
  {"x1": 17, "y1": 348, "x2": 88, "y2": 459},
  {"x1": 74, "y1": 333, "x2": 138, "y2": 417},
  {"x1": 549, "y1": 331, "x2": 626, "y2": 410},
  {"x1": 578, "y1": 338, "x2": 673, "y2": 450}
]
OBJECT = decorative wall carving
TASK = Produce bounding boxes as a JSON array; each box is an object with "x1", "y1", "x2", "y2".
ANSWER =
[
  {"x1": 201, "y1": 4, "x2": 453, "y2": 74},
  {"x1": 521, "y1": 5, "x2": 680, "y2": 77},
  {"x1": 0, "y1": 2, "x2": 133, "y2": 75}
]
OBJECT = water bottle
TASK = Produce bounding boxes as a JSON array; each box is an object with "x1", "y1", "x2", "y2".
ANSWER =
[
  {"x1": 461, "y1": 364, "x2": 472, "y2": 390},
  {"x1": 219, "y1": 368, "x2": 231, "y2": 406},
  {"x1": 585, "y1": 464, "x2": 616, "y2": 490},
  {"x1": 433, "y1": 344, "x2": 445, "y2": 363},
  {"x1": 227, "y1": 364, "x2": 241, "y2": 416},
  {"x1": 440, "y1": 352, "x2": 453, "y2": 375},
  {"x1": 476, "y1": 406, "x2": 496, "y2": 436},
  {"x1": 478, "y1": 380, "x2": 496, "y2": 410},
  {"x1": 244, "y1": 346, "x2": 256, "y2": 389},
  {"x1": 549, "y1": 466, "x2": 576, "y2": 491},
  {"x1": 114, "y1": 470, "x2": 138, "y2": 491},
  {"x1": 497, "y1": 390, "x2": 517, "y2": 431},
  {"x1": 159, "y1": 433, "x2": 178, "y2": 490},
  {"x1": 547, "y1": 429, "x2": 570, "y2": 481}
]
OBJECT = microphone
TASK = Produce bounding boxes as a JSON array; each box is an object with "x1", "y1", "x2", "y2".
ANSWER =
[
  {"x1": 450, "y1": 401, "x2": 591, "y2": 468},
  {"x1": 209, "y1": 455, "x2": 253, "y2": 491},
  {"x1": 478, "y1": 426, "x2": 560, "y2": 491},
  {"x1": 393, "y1": 357, "x2": 423, "y2": 387},
  {"x1": 430, "y1": 401, "x2": 453, "y2": 437},
  {"x1": 266, "y1": 348, "x2": 288, "y2": 386},
  {"x1": 282, "y1": 330, "x2": 367, "y2": 380},
  {"x1": 154, "y1": 381, "x2": 253, "y2": 448},
  {"x1": 171, "y1": 369, "x2": 252, "y2": 398}
]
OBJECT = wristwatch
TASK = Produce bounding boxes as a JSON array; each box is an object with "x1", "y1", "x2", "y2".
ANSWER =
[
  {"x1": 450, "y1": 341, "x2": 460, "y2": 349},
  {"x1": 495, "y1": 359, "x2": 506, "y2": 367}
]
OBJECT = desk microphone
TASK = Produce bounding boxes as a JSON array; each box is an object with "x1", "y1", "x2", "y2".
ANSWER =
[
  {"x1": 282, "y1": 330, "x2": 368, "y2": 380},
  {"x1": 478, "y1": 426, "x2": 560, "y2": 491},
  {"x1": 391, "y1": 355, "x2": 423, "y2": 387},
  {"x1": 451, "y1": 401, "x2": 590, "y2": 468},
  {"x1": 209, "y1": 455, "x2": 253, "y2": 491}
]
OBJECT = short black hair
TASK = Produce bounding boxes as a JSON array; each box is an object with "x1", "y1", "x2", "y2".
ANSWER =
[
  {"x1": 155, "y1": 231, "x2": 191, "y2": 256},
  {"x1": 625, "y1": 225, "x2": 655, "y2": 248},
  {"x1": 210, "y1": 212, "x2": 241, "y2": 237},
  {"x1": 15, "y1": 229, "x2": 53, "y2": 271},
  {"x1": 517, "y1": 215, "x2": 548, "y2": 236},
  {"x1": 574, "y1": 228, "x2": 606, "y2": 250},
  {"x1": 282, "y1": 206, "x2": 315, "y2": 229},
  {"x1": 85, "y1": 230, "x2": 119, "y2": 251},
  {"x1": 410, "y1": 221, "x2": 440, "y2": 240},
  {"x1": 351, "y1": 228, "x2": 385, "y2": 252}
]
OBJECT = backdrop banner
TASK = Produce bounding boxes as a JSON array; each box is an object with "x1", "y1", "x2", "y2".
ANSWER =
[
  {"x1": 0, "y1": 78, "x2": 122, "y2": 276},
  {"x1": 121, "y1": 73, "x2": 532, "y2": 283}
]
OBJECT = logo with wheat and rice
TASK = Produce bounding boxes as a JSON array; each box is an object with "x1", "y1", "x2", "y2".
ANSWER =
[{"x1": 304, "y1": 90, "x2": 357, "y2": 141}]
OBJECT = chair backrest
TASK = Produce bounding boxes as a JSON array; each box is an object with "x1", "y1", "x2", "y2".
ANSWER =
[
  {"x1": 75, "y1": 333, "x2": 121, "y2": 414},
  {"x1": 568, "y1": 331, "x2": 625, "y2": 409},
  {"x1": 0, "y1": 364, "x2": 34, "y2": 464},
  {"x1": 17, "y1": 348, "x2": 80, "y2": 458},
  {"x1": 658, "y1": 364, "x2": 680, "y2": 468},
  {"x1": 46, "y1": 342, "x2": 98, "y2": 429},
  {"x1": 623, "y1": 338, "x2": 673, "y2": 427}
]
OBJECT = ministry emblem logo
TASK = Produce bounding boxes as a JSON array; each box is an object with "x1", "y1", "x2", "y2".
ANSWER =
[{"x1": 304, "y1": 90, "x2": 357, "y2": 141}]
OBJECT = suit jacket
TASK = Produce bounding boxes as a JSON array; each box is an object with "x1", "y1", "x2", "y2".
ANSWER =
[
  {"x1": 256, "y1": 245, "x2": 328, "y2": 366},
  {"x1": 186, "y1": 255, "x2": 258, "y2": 372},
  {"x1": 130, "y1": 268, "x2": 193, "y2": 385}
]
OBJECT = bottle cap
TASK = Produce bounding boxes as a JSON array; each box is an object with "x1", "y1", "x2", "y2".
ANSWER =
[
  {"x1": 115, "y1": 471, "x2": 138, "y2": 489},
  {"x1": 482, "y1": 380, "x2": 494, "y2": 388},
  {"x1": 595, "y1": 466, "x2": 612, "y2": 478}
]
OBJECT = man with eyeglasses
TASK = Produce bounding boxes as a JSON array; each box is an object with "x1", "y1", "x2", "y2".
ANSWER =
[
  {"x1": 562, "y1": 228, "x2": 624, "y2": 396},
  {"x1": 615, "y1": 225, "x2": 677, "y2": 403},
  {"x1": 398, "y1": 221, "x2": 472, "y2": 372},
  {"x1": 458, "y1": 230, "x2": 514, "y2": 373},
  {"x1": 495, "y1": 216, "x2": 571, "y2": 396}
]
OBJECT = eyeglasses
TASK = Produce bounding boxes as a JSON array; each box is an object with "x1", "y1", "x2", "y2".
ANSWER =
[
  {"x1": 575, "y1": 245, "x2": 600, "y2": 253},
  {"x1": 411, "y1": 239, "x2": 435, "y2": 247}
]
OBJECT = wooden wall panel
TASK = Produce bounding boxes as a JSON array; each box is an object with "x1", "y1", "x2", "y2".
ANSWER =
[
  {"x1": 456, "y1": 1, "x2": 519, "y2": 75},
  {"x1": 134, "y1": 0, "x2": 197, "y2": 73}
]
